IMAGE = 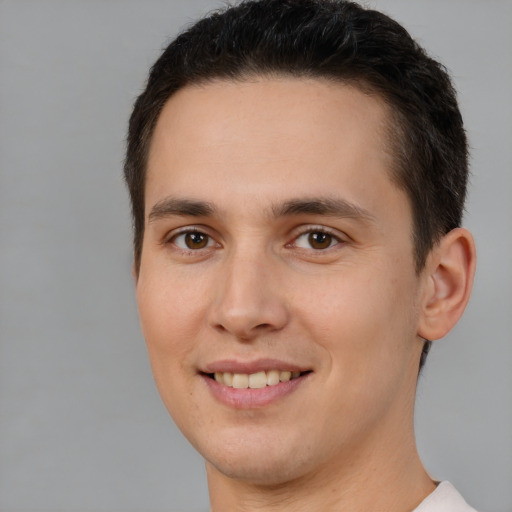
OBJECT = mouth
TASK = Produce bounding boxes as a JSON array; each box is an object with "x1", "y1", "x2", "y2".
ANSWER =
[
  {"x1": 204, "y1": 370, "x2": 309, "y2": 389},
  {"x1": 200, "y1": 365, "x2": 312, "y2": 408}
]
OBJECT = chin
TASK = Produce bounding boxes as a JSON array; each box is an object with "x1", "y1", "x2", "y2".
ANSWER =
[
  {"x1": 207, "y1": 455, "x2": 309, "y2": 486},
  {"x1": 199, "y1": 428, "x2": 319, "y2": 486}
]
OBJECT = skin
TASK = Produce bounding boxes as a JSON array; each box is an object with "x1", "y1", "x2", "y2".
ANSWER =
[{"x1": 135, "y1": 77, "x2": 475, "y2": 511}]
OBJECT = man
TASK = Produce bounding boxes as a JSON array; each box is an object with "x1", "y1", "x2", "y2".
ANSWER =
[{"x1": 124, "y1": 1, "x2": 477, "y2": 510}]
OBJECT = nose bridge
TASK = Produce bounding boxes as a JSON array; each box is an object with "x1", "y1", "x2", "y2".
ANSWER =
[{"x1": 210, "y1": 241, "x2": 288, "y2": 339}]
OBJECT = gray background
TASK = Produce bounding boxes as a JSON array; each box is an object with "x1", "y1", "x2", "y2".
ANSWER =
[{"x1": 0, "y1": 0, "x2": 510, "y2": 511}]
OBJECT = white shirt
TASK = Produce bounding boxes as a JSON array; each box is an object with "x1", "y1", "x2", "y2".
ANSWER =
[{"x1": 413, "y1": 481, "x2": 477, "y2": 512}]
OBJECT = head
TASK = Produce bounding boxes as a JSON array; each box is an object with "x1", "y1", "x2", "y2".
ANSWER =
[
  {"x1": 125, "y1": 0, "x2": 475, "y2": 491},
  {"x1": 125, "y1": 0, "x2": 468, "y2": 274}
]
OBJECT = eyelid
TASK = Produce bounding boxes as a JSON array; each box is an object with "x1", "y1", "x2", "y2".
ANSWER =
[
  {"x1": 164, "y1": 226, "x2": 221, "y2": 250},
  {"x1": 162, "y1": 224, "x2": 347, "y2": 251},
  {"x1": 287, "y1": 225, "x2": 346, "y2": 249}
]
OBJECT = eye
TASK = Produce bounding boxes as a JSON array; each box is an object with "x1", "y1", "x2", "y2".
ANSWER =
[
  {"x1": 171, "y1": 231, "x2": 216, "y2": 250},
  {"x1": 293, "y1": 230, "x2": 340, "y2": 250}
]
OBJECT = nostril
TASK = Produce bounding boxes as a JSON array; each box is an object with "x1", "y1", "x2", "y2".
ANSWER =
[{"x1": 254, "y1": 323, "x2": 273, "y2": 330}]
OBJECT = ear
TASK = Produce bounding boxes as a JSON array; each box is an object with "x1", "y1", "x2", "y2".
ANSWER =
[{"x1": 418, "y1": 228, "x2": 476, "y2": 341}]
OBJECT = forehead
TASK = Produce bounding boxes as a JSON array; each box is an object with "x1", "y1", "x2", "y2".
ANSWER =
[{"x1": 146, "y1": 77, "x2": 402, "y2": 220}]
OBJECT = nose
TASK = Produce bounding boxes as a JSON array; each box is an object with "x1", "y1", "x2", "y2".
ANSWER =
[{"x1": 209, "y1": 249, "x2": 289, "y2": 341}]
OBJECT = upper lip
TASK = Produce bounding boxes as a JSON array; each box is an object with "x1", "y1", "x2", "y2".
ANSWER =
[{"x1": 202, "y1": 358, "x2": 310, "y2": 374}]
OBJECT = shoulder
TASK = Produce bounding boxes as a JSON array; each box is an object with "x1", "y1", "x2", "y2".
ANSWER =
[{"x1": 413, "y1": 482, "x2": 478, "y2": 512}]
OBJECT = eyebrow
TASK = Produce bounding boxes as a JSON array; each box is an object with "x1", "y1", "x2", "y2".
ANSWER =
[
  {"x1": 148, "y1": 197, "x2": 216, "y2": 222},
  {"x1": 271, "y1": 197, "x2": 375, "y2": 222},
  {"x1": 147, "y1": 195, "x2": 375, "y2": 223}
]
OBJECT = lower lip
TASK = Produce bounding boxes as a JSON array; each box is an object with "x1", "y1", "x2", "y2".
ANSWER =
[{"x1": 202, "y1": 373, "x2": 309, "y2": 408}]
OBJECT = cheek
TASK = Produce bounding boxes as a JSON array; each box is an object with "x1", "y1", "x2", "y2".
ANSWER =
[
  {"x1": 294, "y1": 264, "x2": 419, "y2": 376},
  {"x1": 136, "y1": 269, "x2": 207, "y2": 375},
  {"x1": 135, "y1": 272, "x2": 207, "y2": 428}
]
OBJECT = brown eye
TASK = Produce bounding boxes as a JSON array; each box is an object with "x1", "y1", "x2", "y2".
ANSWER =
[
  {"x1": 173, "y1": 231, "x2": 213, "y2": 250},
  {"x1": 293, "y1": 230, "x2": 339, "y2": 250},
  {"x1": 184, "y1": 232, "x2": 208, "y2": 249},
  {"x1": 307, "y1": 232, "x2": 333, "y2": 249}
]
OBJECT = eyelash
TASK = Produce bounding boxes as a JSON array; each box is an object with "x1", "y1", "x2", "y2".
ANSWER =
[
  {"x1": 166, "y1": 228, "x2": 218, "y2": 252},
  {"x1": 165, "y1": 226, "x2": 344, "y2": 253},
  {"x1": 290, "y1": 227, "x2": 342, "y2": 251}
]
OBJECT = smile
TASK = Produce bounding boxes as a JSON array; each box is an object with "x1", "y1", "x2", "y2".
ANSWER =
[
  {"x1": 202, "y1": 365, "x2": 311, "y2": 408},
  {"x1": 210, "y1": 370, "x2": 303, "y2": 389}
]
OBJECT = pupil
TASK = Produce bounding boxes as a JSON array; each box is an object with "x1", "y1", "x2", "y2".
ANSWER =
[
  {"x1": 186, "y1": 232, "x2": 207, "y2": 249},
  {"x1": 309, "y1": 232, "x2": 331, "y2": 249}
]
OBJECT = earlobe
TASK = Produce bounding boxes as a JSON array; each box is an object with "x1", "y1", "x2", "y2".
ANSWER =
[{"x1": 418, "y1": 228, "x2": 476, "y2": 341}]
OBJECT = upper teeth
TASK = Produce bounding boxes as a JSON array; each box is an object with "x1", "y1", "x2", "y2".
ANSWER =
[{"x1": 214, "y1": 370, "x2": 301, "y2": 389}]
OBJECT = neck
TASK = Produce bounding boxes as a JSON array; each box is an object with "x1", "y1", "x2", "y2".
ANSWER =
[{"x1": 206, "y1": 400, "x2": 435, "y2": 512}]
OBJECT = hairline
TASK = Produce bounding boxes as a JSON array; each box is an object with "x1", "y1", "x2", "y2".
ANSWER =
[{"x1": 137, "y1": 72, "x2": 423, "y2": 273}]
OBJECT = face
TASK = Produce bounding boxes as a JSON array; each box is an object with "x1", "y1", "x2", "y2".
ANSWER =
[{"x1": 136, "y1": 78, "x2": 427, "y2": 486}]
